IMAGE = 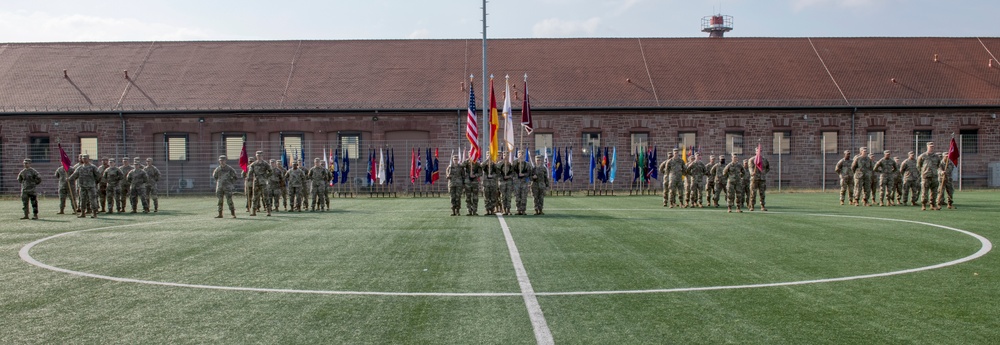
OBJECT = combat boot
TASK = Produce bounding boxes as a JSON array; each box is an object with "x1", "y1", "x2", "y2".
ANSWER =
[
  {"x1": 215, "y1": 211, "x2": 223, "y2": 218},
  {"x1": 737, "y1": 206, "x2": 743, "y2": 213},
  {"x1": 231, "y1": 210, "x2": 237, "y2": 218},
  {"x1": 21, "y1": 212, "x2": 29, "y2": 220},
  {"x1": 32, "y1": 214, "x2": 39, "y2": 220},
  {"x1": 91, "y1": 212, "x2": 97, "y2": 218},
  {"x1": 727, "y1": 206, "x2": 732, "y2": 213}
]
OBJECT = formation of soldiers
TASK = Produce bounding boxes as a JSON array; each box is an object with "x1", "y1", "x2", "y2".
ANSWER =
[
  {"x1": 231, "y1": 151, "x2": 335, "y2": 218},
  {"x1": 35, "y1": 154, "x2": 162, "y2": 219},
  {"x1": 446, "y1": 152, "x2": 550, "y2": 216},
  {"x1": 835, "y1": 142, "x2": 956, "y2": 210},
  {"x1": 656, "y1": 148, "x2": 770, "y2": 213}
]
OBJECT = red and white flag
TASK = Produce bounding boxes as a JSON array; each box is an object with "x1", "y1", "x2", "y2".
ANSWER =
[{"x1": 466, "y1": 75, "x2": 481, "y2": 162}]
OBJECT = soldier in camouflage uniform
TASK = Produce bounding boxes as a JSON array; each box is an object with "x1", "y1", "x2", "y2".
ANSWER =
[
  {"x1": 834, "y1": 150, "x2": 854, "y2": 205},
  {"x1": 850, "y1": 147, "x2": 874, "y2": 207},
  {"x1": 868, "y1": 153, "x2": 878, "y2": 201},
  {"x1": 938, "y1": 153, "x2": 956, "y2": 209},
  {"x1": 144, "y1": 158, "x2": 161, "y2": 212},
  {"x1": 127, "y1": 157, "x2": 150, "y2": 213},
  {"x1": 213, "y1": 155, "x2": 239, "y2": 218},
  {"x1": 271, "y1": 159, "x2": 288, "y2": 211},
  {"x1": 284, "y1": 161, "x2": 306, "y2": 212},
  {"x1": 268, "y1": 159, "x2": 285, "y2": 212},
  {"x1": 102, "y1": 158, "x2": 123, "y2": 214},
  {"x1": 530, "y1": 155, "x2": 550, "y2": 215},
  {"x1": 514, "y1": 153, "x2": 531, "y2": 215},
  {"x1": 748, "y1": 152, "x2": 770, "y2": 212},
  {"x1": 742, "y1": 158, "x2": 752, "y2": 209},
  {"x1": 119, "y1": 158, "x2": 132, "y2": 212},
  {"x1": 243, "y1": 157, "x2": 255, "y2": 212},
  {"x1": 873, "y1": 150, "x2": 898, "y2": 206},
  {"x1": 710, "y1": 155, "x2": 726, "y2": 207},
  {"x1": 703, "y1": 155, "x2": 717, "y2": 207},
  {"x1": 18, "y1": 158, "x2": 42, "y2": 220},
  {"x1": 499, "y1": 153, "x2": 515, "y2": 215},
  {"x1": 892, "y1": 156, "x2": 903, "y2": 204},
  {"x1": 249, "y1": 152, "x2": 273, "y2": 216},
  {"x1": 97, "y1": 158, "x2": 109, "y2": 213},
  {"x1": 482, "y1": 158, "x2": 499, "y2": 215},
  {"x1": 70, "y1": 156, "x2": 85, "y2": 213},
  {"x1": 902, "y1": 151, "x2": 921, "y2": 206},
  {"x1": 54, "y1": 163, "x2": 75, "y2": 214},
  {"x1": 664, "y1": 149, "x2": 685, "y2": 208},
  {"x1": 446, "y1": 155, "x2": 466, "y2": 216},
  {"x1": 308, "y1": 158, "x2": 331, "y2": 211},
  {"x1": 464, "y1": 159, "x2": 482, "y2": 216},
  {"x1": 722, "y1": 153, "x2": 746, "y2": 213},
  {"x1": 916, "y1": 142, "x2": 941, "y2": 210},
  {"x1": 685, "y1": 153, "x2": 707, "y2": 208},
  {"x1": 69, "y1": 154, "x2": 101, "y2": 218}
]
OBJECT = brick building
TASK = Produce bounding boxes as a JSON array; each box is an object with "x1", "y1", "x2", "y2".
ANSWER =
[{"x1": 1, "y1": 38, "x2": 998, "y2": 194}]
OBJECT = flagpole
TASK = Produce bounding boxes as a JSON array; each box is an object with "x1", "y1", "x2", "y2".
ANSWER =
[
  {"x1": 481, "y1": 0, "x2": 488, "y2": 162},
  {"x1": 956, "y1": 133, "x2": 962, "y2": 191},
  {"x1": 821, "y1": 134, "x2": 826, "y2": 192}
]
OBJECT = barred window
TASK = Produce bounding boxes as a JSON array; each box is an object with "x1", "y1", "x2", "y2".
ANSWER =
[
  {"x1": 960, "y1": 129, "x2": 978, "y2": 154},
  {"x1": 867, "y1": 131, "x2": 885, "y2": 153},
  {"x1": 725, "y1": 132, "x2": 744, "y2": 155},
  {"x1": 339, "y1": 133, "x2": 360, "y2": 160},
  {"x1": 822, "y1": 131, "x2": 838, "y2": 154},
  {"x1": 166, "y1": 135, "x2": 188, "y2": 161},
  {"x1": 224, "y1": 134, "x2": 245, "y2": 160},
  {"x1": 29, "y1": 137, "x2": 50, "y2": 162},
  {"x1": 772, "y1": 131, "x2": 791, "y2": 155},
  {"x1": 630, "y1": 132, "x2": 648, "y2": 155}
]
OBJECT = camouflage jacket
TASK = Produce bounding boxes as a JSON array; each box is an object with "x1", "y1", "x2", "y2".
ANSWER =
[
  {"x1": 18, "y1": 168, "x2": 42, "y2": 194},
  {"x1": 213, "y1": 164, "x2": 239, "y2": 192},
  {"x1": 916, "y1": 152, "x2": 941, "y2": 179},
  {"x1": 103, "y1": 167, "x2": 124, "y2": 186},
  {"x1": 69, "y1": 163, "x2": 101, "y2": 188}
]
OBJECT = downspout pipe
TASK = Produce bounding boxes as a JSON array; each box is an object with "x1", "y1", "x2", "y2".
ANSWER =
[
  {"x1": 119, "y1": 111, "x2": 127, "y2": 156},
  {"x1": 850, "y1": 107, "x2": 856, "y2": 150}
]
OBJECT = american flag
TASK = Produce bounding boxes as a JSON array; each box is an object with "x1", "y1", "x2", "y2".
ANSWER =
[
  {"x1": 521, "y1": 74, "x2": 533, "y2": 135},
  {"x1": 467, "y1": 77, "x2": 481, "y2": 162}
]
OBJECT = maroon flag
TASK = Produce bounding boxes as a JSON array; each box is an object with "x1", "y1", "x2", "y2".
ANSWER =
[
  {"x1": 521, "y1": 74, "x2": 533, "y2": 135},
  {"x1": 947, "y1": 137, "x2": 960, "y2": 165},
  {"x1": 754, "y1": 143, "x2": 763, "y2": 172},
  {"x1": 57, "y1": 143, "x2": 72, "y2": 172},
  {"x1": 238, "y1": 142, "x2": 249, "y2": 173}
]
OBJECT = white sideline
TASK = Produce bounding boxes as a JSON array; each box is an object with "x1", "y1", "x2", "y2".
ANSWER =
[{"x1": 496, "y1": 213, "x2": 555, "y2": 345}]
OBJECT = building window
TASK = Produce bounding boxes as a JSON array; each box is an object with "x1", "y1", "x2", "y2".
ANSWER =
[
  {"x1": 725, "y1": 132, "x2": 744, "y2": 155},
  {"x1": 166, "y1": 135, "x2": 189, "y2": 161},
  {"x1": 224, "y1": 134, "x2": 245, "y2": 160},
  {"x1": 282, "y1": 134, "x2": 304, "y2": 161},
  {"x1": 29, "y1": 137, "x2": 50, "y2": 162},
  {"x1": 913, "y1": 130, "x2": 931, "y2": 154},
  {"x1": 535, "y1": 133, "x2": 553, "y2": 157},
  {"x1": 822, "y1": 131, "x2": 838, "y2": 154},
  {"x1": 678, "y1": 132, "x2": 697, "y2": 151},
  {"x1": 80, "y1": 137, "x2": 98, "y2": 160},
  {"x1": 772, "y1": 131, "x2": 791, "y2": 155},
  {"x1": 339, "y1": 133, "x2": 360, "y2": 160},
  {"x1": 867, "y1": 131, "x2": 885, "y2": 153},
  {"x1": 960, "y1": 129, "x2": 978, "y2": 154},
  {"x1": 631, "y1": 132, "x2": 649, "y2": 155}
]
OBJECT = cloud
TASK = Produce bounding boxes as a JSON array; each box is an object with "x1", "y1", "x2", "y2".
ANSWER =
[
  {"x1": 610, "y1": 0, "x2": 643, "y2": 16},
  {"x1": 0, "y1": 10, "x2": 214, "y2": 42},
  {"x1": 791, "y1": 0, "x2": 891, "y2": 11},
  {"x1": 408, "y1": 29, "x2": 431, "y2": 39},
  {"x1": 532, "y1": 17, "x2": 602, "y2": 37}
]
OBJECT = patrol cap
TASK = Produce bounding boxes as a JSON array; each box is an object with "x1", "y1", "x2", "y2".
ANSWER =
[
  {"x1": 80, "y1": 154, "x2": 90, "y2": 159},
  {"x1": 133, "y1": 157, "x2": 141, "y2": 162},
  {"x1": 146, "y1": 157, "x2": 153, "y2": 161},
  {"x1": 23, "y1": 158, "x2": 32, "y2": 163},
  {"x1": 219, "y1": 155, "x2": 227, "y2": 160},
  {"x1": 121, "y1": 157, "x2": 129, "y2": 162},
  {"x1": 255, "y1": 150, "x2": 264, "y2": 155},
  {"x1": 926, "y1": 142, "x2": 935, "y2": 147},
  {"x1": 859, "y1": 147, "x2": 867, "y2": 152},
  {"x1": 535, "y1": 155, "x2": 542, "y2": 160},
  {"x1": 844, "y1": 150, "x2": 851, "y2": 155},
  {"x1": 672, "y1": 148, "x2": 679, "y2": 152},
  {"x1": 883, "y1": 150, "x2": 891, "y2": 155},
  {"x1": 908, "y1": 151, "x2": 915, "y2": 155}
]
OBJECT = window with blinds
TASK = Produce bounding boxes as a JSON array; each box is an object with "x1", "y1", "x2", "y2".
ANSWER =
[
  {"x1": 224, "y1": 135, "x2": 245, "y2": 160},
  {"x1": 166, "y1": 135, "x2": 188, "y2": 161},
  {"x1": 339, "y1": 134, "x2": 360, "y2": 160},
  {"x1": 282, "y1": 134, "x2": 304, "y2": 163},
  {"x1": 80, "y1": 137, "x2": 98, "y2": 160}
]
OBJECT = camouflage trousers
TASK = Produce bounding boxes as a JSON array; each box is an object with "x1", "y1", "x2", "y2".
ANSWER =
[
  {"x1": 58, "y1": 186, "x2": 71, "y2": 212},
  {"x1": 878, "y1": 175, "x2": 896, "y2": 204},
  {"x1": 686, "y1": 179, "x2": 704, "y2": 206},
  {"x1": 130, "y1": 184, "x2": 149, "y2": 212},
  {"x1": 217, "y1": 189, "x2": 235, "y2": 212},
  {"x1": 937, "y1": 177, "x2": 954, "y2": 206},
  {"x1": 853, "y1": 175, "x2": 872, "y2": 204},
  {"x1": 270, "y1": 185, "x2": 283, "y2": 211},
  {"x1": 667, "y1": 177, "x2": 684, "y2": 206},
  {"x1": 531, "y1": 186, "x2": 546, "y2": 213},
  {"x1": 146, "y1": 184, "x2": 159, "y2": 211},
  {"x1": 750, "y1": 178, "x2": 766, "y2": 208},
  {"x1": 483, "y1": 179, "x2": 498, "y2": 213},
  {"x1": 98, "y1": 183, "x2": 107, "y2": 211},
  {"x1": 106, "y1": 185, "x2": 121, "y2": 213},
  {"x1": 920, "y1": 177, "x2": 939, "y2": 207},
  {"x1": 500, "y1": 180, "x2": 513, "y2": 214},
  {"x1": 705, "y1": 180, "x2": 715, "y2": 203},
  {"x1": 310, "y1": 184, "x2": 328, "y2": 210},
  {"x1": 839, "y1": 176, "x2": 854, "y2": 203},
  {"x1": 245, "y1": 184, "x2": 253, "y2": 211},
  {"x1": 252, "y1": 183, "x2": 271, "y2": 212},
  {"x1": 465, "y1": 185, "x2": 480, "y2": 214},
  {"x1": 712, "y1": 179, "x2": 725, "y2": 205},
  {"x1": 80, "y1": 186, "x2": 99, "y2": 215},
  {"x1": 120, "y1": 184, "x2": 130, "y2": 212},
  {"x1": 726, "y1": 181, "x2": 744, "y2": 208},
  {"x1": 288, "y1": 186, "x2": 303, "y2": 210},
  {"x1": 901, "y1": 179, "x2": 919, "y2": 204},
  {"x1": 515, "y1": 182, "x2": 529, "y2": 214},
  {"x1": 22, "y1": 191, "x2": 39, "y2": 216},
  {"x1": 449, "y1": 186, "x2": 463, "y2": 212}
]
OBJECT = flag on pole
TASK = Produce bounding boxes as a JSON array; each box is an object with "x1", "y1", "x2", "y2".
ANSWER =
[
  {"x1": 387, "y1": 148, "x2": 395, "y2": 185},
  {"x1": 947, "y1": 137, "x2": 960, "y2": 165},
  {"x1": 410, "y1": 148, "x2": 417, "y2": 183},
  {"x1": 377, "y1": 148, "x2": 386, "y2": 185},
  {"x1": 280, "y1": 148, "x2": 289, "y2": 170},
  {"x1": 589, "y1": 149, "x2": 596, "y2": 184},
  {"x1": 552, "y1": 148, "x2": 562, "y2": 182},
  {"x1": 502, "y1": 75, "x2": 515, "y2": 157},
  {"x1": 341, "y1": 148, "x2": 350, "y2": 184},
  {"x1": 323, "y1": 148, "x2": 329, "y2": 169},
  {"x1": 565, "y1": 147, "x2": 574, "y2": 182},
  {"x1": 424, "y1": 148, "x2": 433, "y2": 184},
  {"x1": 609, "y1": 147, "x2": 618, "y2": 183},
  {"x1": 58, "y1": 143, "x2": 73, "y2": 172},
  {"x1": 681, "y1": 145, "x2": 688, "y2": 164},
  {"x1": 521, "y1": 74, "x2": 533, "y2": 135},
  {"x1": 488, "y1": 75, "x2": 499, "y2": 162},
  {"x1": 647, "y1": 147, "x2": 658, "y2": 181},
  {"x1": 238, "y1": 142, "x2": 249, "y2": 173},
  {"x1": 366, "y1": 150, "x2": 374, "y2": 185},
  {"x1": 431, "y1": 148, "x2": 440, "y2": 184},
  {"x1": 754, "y1": 143, "x2": 764, "y2": 172},
  {"x1": 466, "y1": 75, "x2": 481, "y2": 162},
  {"x1": 543, "y1": 147, "x2": 550, "y2": 171},
  {"x1": 331, "y1": 150, "x2": 339, "y2": 186},
  {"x1": 632, "y1": 152, "x2": 640, "y2": 183},
  {"x1": 601, "y1": 147, "x2": 610, "y2": 183}
]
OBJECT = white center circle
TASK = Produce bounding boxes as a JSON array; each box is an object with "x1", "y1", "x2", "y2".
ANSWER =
[{"x1": 19, "y1": 213, "x2": 992, "y2": 297}]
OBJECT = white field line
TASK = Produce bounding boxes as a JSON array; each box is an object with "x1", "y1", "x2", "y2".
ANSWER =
[
  {"x1": 18, "y1": 213, "x2": 991, "y2": 300},
  {"x1": 496, "y1": 213, "x2": 555, "y2": 345}
]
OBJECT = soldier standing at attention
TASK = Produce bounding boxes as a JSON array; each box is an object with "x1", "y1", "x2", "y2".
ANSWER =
[
  {"x1": 665, "y1": 149, "x2": 685, "y2": 208},
  {"x1": 144, "y1": 158, "x2": 161, "y2": 212},
  {"x1": 482, "y1": 158, "x2": 499, "y2": 215},
  {"x1": 102, "y1": 158, "x2": 123, "y2": 214},
  {"x1": 464, "y1": 158, "x2": 482, "y2": 216},
  {"x1": 268, "y1": 159, "x2": 285, "y2": 212},
  {"x1": 892, "y1": 156, "x2": 903, "y2": 205},
  {"x1": 685, "y1": 153, "x2": 707, "y2": 208},
  {"x1": 514, "y1": 153, "x2": 531, "y2": 215},
  {"x1": 748, "y1": 151, "x2": 770, "y2": 212},
  {"x1": 530, "y1": 155, "x2": 550, "y2": 215},
  {"x1": 446, "y1": 155, "x2": 466, "y2": 216},
  {"x1": 499, "y1": 152, "x2": 515, "y2": 215},
  {"x1": 284, "y1": 161, "x2": 306, "y2": 212},
  {"x1": 850, "y1": 147, "x2": 874, "y2": 207},
  {"x1": 18, "y1": 158, "x2": 42, "y2": 220},
  {"x1": 873, "y1": 150, "x2": 898, "y2": 206},
  {"x1": 97, "y1": 158, "x2": 109, "y2": 213},
  {"x1": 243, "y1": 157, "x2": 254, "y2": 212},
  {"x1": 69, "y1": 154, "x2": 101, "y2": 218},
  {"x1": 868, "y1": 152, "x2": 878, "y2": 202},
  {"x1": 249, "y1": 152, "x2": 273, "y2": 216},
  {"x1": 899, "y1": 151, "x2": 920, "y2": 206},
  {"x1": 54, "y1": 161, "x2": 75, "y2": 214},
  {"x1": 271, "y1": 159, "x2": 288, "y2": 211},
  {"x1": 722, "y1": 153, "x2": 746, "y2": 213},
  {"x1": 938, "y1": 153, "x2": 956, "y2": 209},
  {"x1": 834, "y1": 150, "x2": 854, "y2": 205},
  {"x1": 710, "y1": 155, "x2": 726, "y2": 207},
  {"x1": 308, "y1": 158, "x2": 330, "y2": 211},
  {"x1": 916, "y1": 142, "x2": 941, "y2": 211},
  {"x1": 70, "y1": 155, "x2": 84, "y2": 213},
  {"x1": 213, "y1": 155, "x2": 239, "y2": 218},
  {"x1": 127, "y1": 157, "x2": 150, "y2": 213},
  {"x1": 118, "y1": 158, "x2": 132, "y2": 213},
  {"x1": 703, "y1": 155, "x2": 717, "y2": 207}
]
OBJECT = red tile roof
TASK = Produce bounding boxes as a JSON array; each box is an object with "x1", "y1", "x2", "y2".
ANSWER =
[{"x1": 1, "y1": 37, "x2": 998, "y2": 113}]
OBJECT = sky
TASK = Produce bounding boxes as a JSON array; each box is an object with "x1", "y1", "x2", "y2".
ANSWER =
[{"x1": 0, "y1": 0, "x2": 996, "y2": 42}]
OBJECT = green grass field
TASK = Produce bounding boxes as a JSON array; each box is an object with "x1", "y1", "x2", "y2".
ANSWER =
[{"x1": 2, "y1": 191, "x2": 998, "y2": 344}]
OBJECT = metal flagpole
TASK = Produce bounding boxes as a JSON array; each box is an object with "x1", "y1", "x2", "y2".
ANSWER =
[
  {"x1": 958, "y1": 133, "x2": 963, "y2": 191},
  {"x1": 778, "y1": 136, "x2": 782, "y2": 192},
  {"x1": 821, "y1": 135, "x2": 826, "y2": 192},
  {"x1": 481, "y1": 0, "x2": 488, "y2": 162}
]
